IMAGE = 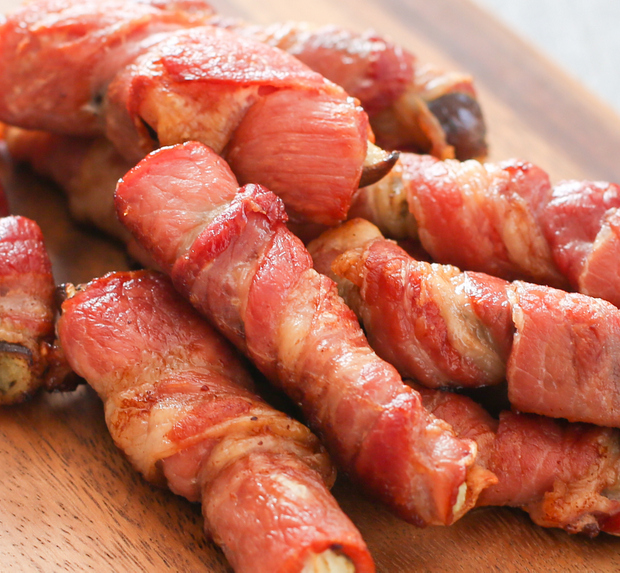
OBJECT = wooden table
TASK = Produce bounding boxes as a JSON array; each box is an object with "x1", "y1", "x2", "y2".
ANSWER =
[{"x1": 2, "y1": 0, "x2": 620, "y2": 571}]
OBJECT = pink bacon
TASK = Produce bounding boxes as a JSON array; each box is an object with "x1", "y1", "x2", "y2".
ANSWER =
[
  {"x1": 0, "y1": 0, "x2": 486, "y2": 164},
  {"x1": 0, "y1": 0, "x2": 371, "y2": 226},
  {"x1": 0, "y1": 216, "x2": 56, "y2": 404},
  {"x1": 227, "y1": 20, "x2": 487, "y2": 160},
  {"x1": 355, "y1": 153, "x2": 620, "y2": 308},
  {"x1": 308, "y1": 218, "x2": 620, "y2": 428},
  {"x1": 114, "y1": 141, "x2": 496, "y2": 527},
  {"x1": 418, "y1": 385, "x2": 620, "y2": 537},
  {"x1": 58, "y1": 270, "x2": 375, "y2": 573}
]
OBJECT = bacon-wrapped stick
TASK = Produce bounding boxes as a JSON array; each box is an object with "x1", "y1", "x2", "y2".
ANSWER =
[
  {"x1": 0, "y1": 0, "x2": 398, "y2": 227},
  {"x1": 352, "y1": 154, "x2": 567, "y2": 286},
  {"x1": 354, "y1": 153, "x2": 620, "y2": 309},
  {"x1": 0, "y1": 0, "x2": 486, "y2": 163},
  {"x1": 308, "y1": 218, "x2": 620, "y2": 428},
  {"x1": 115, "y1": 141, "x2": 496, "y2": 527},
  {"x1": 309, "y1": 219, "x2": 512, "y2": 391},
  {"x1": 227, "y1": 21, "x2": 487, "y2": 160},
  {"x1": 417, "y1": 386, "x2": 620, "y2": 537},
  {"x1": 0, "y1": 216, "x2": 56, "y2": 404},
  {"x1": 57, "y1": 270, "x2": 375, "y2": 573}
]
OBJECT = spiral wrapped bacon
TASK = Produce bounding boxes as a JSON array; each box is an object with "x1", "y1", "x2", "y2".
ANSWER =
[
  {"x1": 417, "y1": 385, "x2": 620, "y2": 537},
  {"x1": 0, "y1": 0, "x2": 382, "y2": 226},
  {"x1": 0, "y1": 216, "x2": 56, "y2": 404},
  {"x1": 308, "y1": 218, "x2": 620, "y2": 428},
  {"x1": 0, "y1": 0, "x2": 487, "y2": 165},
  {"x1": 57, "y1": 270, "x2": 375, "y2": 573},
  {"x1": 114, "y1": 141, "x2": 496, "y2": 527},
  {"x1": 228, "y1": 20, "x2": 487, "y2": 160},
  {"x1": 353, "y1": 153, "x2": 620, "y2": 309}
]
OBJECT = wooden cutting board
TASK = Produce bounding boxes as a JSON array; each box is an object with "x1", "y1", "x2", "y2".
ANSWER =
[{"x1": 2, "y1": 0, "x2": 620, "y2": 571}]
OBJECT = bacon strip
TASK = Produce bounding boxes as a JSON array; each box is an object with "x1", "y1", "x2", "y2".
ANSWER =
[
  {"x1": 0, "y1": 0, "x2": 215, "y2": 135},
  {"x1": 0, "y1": 216, "x2": 55, "y2": 404},
  {"x1": 227, "y1": 20, "x2": 487, "y2": 160},
  {"x1": 353, "y1": 154, "x2": 566, "y2": 284},
  {"x1": 528, "y1": 179, "x2": 620, "y2": 307},
  {"x1": 0, "y1": 0, "x2": 486, "y2": 163},
  {"x1": 355, "y1": 153, "x2": 620, "y2": 308},
  {"x1": 0, "y1": 0, "x2": 369, "y2": 226},
  {"x1": 57, "y1": 270, "x2": 375, "y2": 573},
  {"x1": 418, "y1": 385, "x2": 620, "y2": 537},
  {"x1": 114, "y1": 141, "x2": 494, "y2": 527},
  {"x1": 308, "y1": 218, "x2": 620, "y2": 428}
]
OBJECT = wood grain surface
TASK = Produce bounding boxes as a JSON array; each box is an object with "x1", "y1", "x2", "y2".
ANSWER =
[{"x1": 1, "y1": 0, "x2": 620, "y2": 571}]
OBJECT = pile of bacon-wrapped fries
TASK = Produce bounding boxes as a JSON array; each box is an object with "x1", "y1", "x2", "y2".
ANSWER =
[{"x1": 2, "y1": 0, "x2": 620, "y2": 571}]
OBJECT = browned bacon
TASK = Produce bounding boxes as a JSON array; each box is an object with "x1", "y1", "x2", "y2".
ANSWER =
[
  {"x1": 308, "y1": 218, "x2": 620, "y2": 428},
  {"x1": 114, "y1": 141, "x2": 496, "y2": 527},
  {"x1": 354, "y1": 153, "x2": 620, "y2": 308},
  {"x1": 0, "y1": 216, "x2": 56, "y2": 404},
  {"x1": 57, "y1": 270, "x2": 375, "y2": 573},
  {"x1": 418, "y1": 386, "x2": 620, "y2": 537},
  {"x1": 0, "y1": 0, "x2": 371, "y2": 226}
]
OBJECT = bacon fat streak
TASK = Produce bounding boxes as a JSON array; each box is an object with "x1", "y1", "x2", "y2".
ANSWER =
[
  {"x1": 114, "y1": 141, "x2": 496, "y2": 527},
  {"x1": 0, "y1": 216, "x2": 55, "y2": 404},
  {"x1": 0, "y1": 0, "x2": 368, "y2": 226},
  {"x1": 418, "y1": 385, "x2": 620, "y2": 537},
  {"x1": 0, "y1": 0, "x2": 487, "y2": 168},
  {"x1": 355, "y1": 153, "x2": 620, "y2": 308},
  {"x1": 226, "y1": 20, "x2": 487, "y2": 160},
  {"x1": 58, "y1": 270, "x2": 375, "y2": 573},
  {"x1": 309, "y1": 219, "x2": 620, "y2": 428}
]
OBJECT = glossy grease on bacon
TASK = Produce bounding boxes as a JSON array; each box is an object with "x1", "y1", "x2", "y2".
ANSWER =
[
  {"x1": 309, "y1": 219, "x2": 620, "y2": 428},
  {"x1": 0, "y1": 0, "x2": 373, "y2": 226},
  {"x1": 115, "y1": 141, "x2": 494, "y2": 527},
  {"x1": 58, "y1": 270, "x2": 375, "y2": 573},
  {"x1": 419, "y1": 386, "x2": 620, "y2": 537}
]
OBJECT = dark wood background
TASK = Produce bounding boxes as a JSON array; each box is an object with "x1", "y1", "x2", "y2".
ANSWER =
[{"x1": 2, "y1": 0, "x2": 620, "y2": 570}]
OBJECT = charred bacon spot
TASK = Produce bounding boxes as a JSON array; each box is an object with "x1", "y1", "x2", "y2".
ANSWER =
[
  {"x1": 0, "y1": 341, "x2": 33, "y2": 365},
  {"x1": 427, "y1": 92, "x2": 488, "y2": 161},
  {"x1": 579, "y1": 522, "x2": 601, "y2": 538},
  {"x1": 91, "y1": 91, "x2": 104, "y2": 113},
  {"x1": 359, "y1": 145, "x2": 399, "y2": 188},
  {"x1": 140, "y1": 117, "x2": 160, "y2": 148},
  {"x1": 55, "y1": 283, "x2": 77, "y2": 308}
]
